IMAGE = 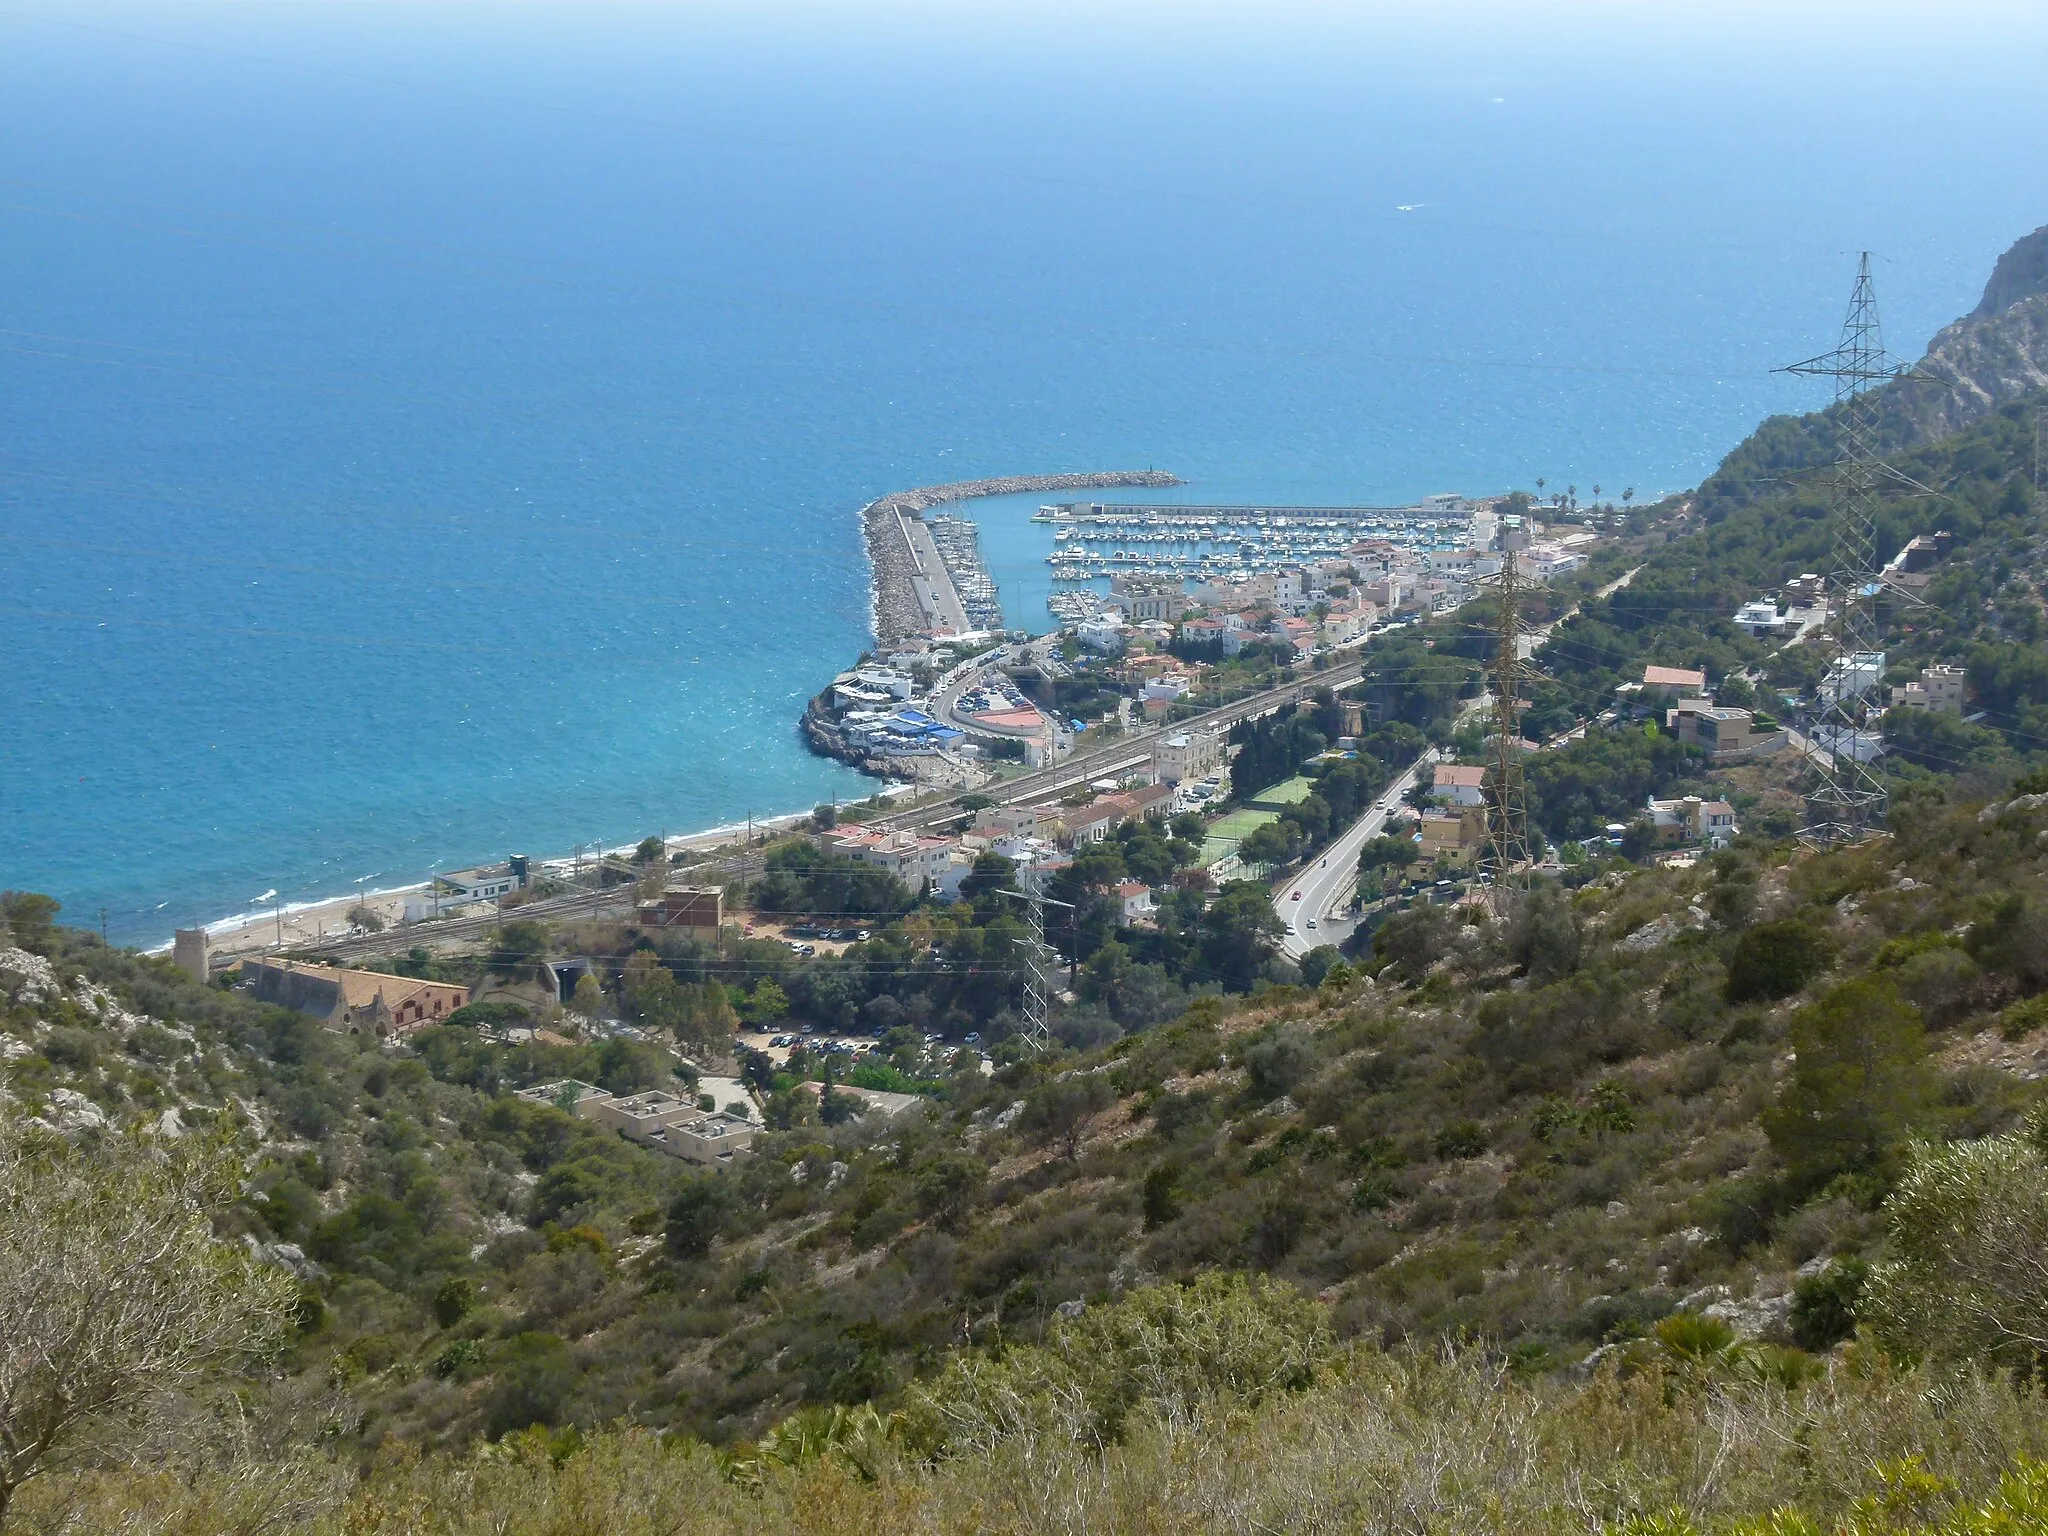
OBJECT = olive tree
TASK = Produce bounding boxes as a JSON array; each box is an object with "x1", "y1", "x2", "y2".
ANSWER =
[{"x1": 0, "y1": 1122, "x2": 296, "y2": 1527}]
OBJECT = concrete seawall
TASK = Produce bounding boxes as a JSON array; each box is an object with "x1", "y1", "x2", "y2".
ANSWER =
[{"x1": 861, "y1": 471, "x2": 1181, "y2": 645}]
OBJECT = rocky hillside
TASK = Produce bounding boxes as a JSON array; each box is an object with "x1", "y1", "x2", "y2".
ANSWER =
[
  {"x1": 1899, "y1": 222, "x2": 2048, "y2": 442},
  {"x1": 11, "y1": 766, "x2": 2048, "y2": 1459}
]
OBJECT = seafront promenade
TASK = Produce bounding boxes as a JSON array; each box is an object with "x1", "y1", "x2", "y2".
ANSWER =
[{"x1": 862, "y1": 471, "x2": 1180, "y2": 644}]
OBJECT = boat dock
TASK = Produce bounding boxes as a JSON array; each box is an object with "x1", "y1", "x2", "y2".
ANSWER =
[{"x1": 1036, "y1": 496, "x2": 1482, "y2": 586}]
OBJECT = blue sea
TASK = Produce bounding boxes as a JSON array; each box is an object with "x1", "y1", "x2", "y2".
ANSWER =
[{"x1": 4, "y1": 2, "x2": 2045, "y2": 945}]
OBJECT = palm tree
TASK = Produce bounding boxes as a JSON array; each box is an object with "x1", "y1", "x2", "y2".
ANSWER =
[
  {"x1": 1622, "y1": 487, "x2": 1634, "y2": 505},
  {"x1": 1536, "y1": 477, "x2": 1546, "y2": 497},
  {"x1": 1591, "y1": 484, "x2": 1601, "y2": 501}
]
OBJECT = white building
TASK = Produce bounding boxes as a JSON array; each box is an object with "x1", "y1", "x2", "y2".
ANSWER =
[
  {"x1": 1153, "y1": 729, "x2": 1223, "y2": 786},
  {"x1": 1076, "y1": 613, "x2": 1127, "y2": 653},
  {"x1": 1519, "y1": 542, "x2": 1583, "y2": 583},
  {"x1": 1274, "y1": 568, "x2": 1310, "y2": 614},
  {"x1": 1890, "y1": 663, "x2": 1966, "y2": 714},
  {"x1": 1821, "y1": 651, "x2": 1886, "y2": 705},
  {"x1": 1113, "y1": 880, "x2": 1156, "y2": 924},
  {"x1": 1429, "y1": 763, "x2": 1488, "y2": 808},
  {"x1": 1733, "y1": 599, "x2": 1793, "y2": 638},
  {"x1": 833, "y1": 829, "x2": 959, "y2": 887}
]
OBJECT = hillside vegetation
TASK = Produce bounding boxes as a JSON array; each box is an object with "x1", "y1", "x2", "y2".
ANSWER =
[{"x1": 7, "y1": 258, "x2": 2048, "y2": 1530}]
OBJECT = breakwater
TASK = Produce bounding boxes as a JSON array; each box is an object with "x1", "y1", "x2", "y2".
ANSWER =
[{"x1": 861, "y1": 471, "x2": 1181, "y2": 644}]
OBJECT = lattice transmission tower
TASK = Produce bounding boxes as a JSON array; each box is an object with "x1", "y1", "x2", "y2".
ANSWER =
[
  {"x1": 1478, "y1": 544, "x2": 1534, "y2": 914},
  {"x1": 1778, "y1": 254, "x2": 1935, "y2": 848},
  {"x1": 1003, "y1": 875, "x2": 1069, "y2": 1053}
]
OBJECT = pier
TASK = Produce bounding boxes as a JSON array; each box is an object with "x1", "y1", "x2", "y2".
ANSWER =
[{"x1": 861, "y1": 471, "x2": 1181, "y2": 644}]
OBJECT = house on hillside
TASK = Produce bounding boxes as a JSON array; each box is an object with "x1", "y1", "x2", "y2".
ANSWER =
[
  {"x1": 1666, "y1": 702, "x2": 1786, "y2": 763},
  {"x1": 1641, "y1": 665, "x2": 1708, "y2": 700},
  {"x1": 1890, "y1": 663, "x2": 1966, "y2": 714},
  {"x1": 1429, "y1": 763, "x2": 1487, "y2": 808},
  {"x1": 1647, "y1": 795, "x2": 1739, "y2": 848},
  {"x1": 1418, "y1": 806, "x2": 1487, "y2": 867},
  {"x1": 1113, "y1": 880, "x2": 1156, "y2": 924}
]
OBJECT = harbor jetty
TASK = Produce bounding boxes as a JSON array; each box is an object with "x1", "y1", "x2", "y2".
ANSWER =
[{"x1": 862, "y1": 471, "x2": 1180, "y2": 644}]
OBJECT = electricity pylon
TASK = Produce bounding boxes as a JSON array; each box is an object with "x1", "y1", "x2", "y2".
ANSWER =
[
  {"x1": 1778, "y1": 253, "x2": 1939, "y2": 848},
  {"x1": 1478, "y1": 544, "x2": 1534, "y2": 914},
  {"x1": 1002, "y1": 875, "x2": 1069, "y2": 1053}
]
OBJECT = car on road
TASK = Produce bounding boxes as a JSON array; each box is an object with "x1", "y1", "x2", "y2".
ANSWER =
[
  {"x1": 1306, "y1": 918, "x2": 1317, "y2": 929},
  {"x1": 1291, "y1": 891, "x2": 1303, "y2": 900}
]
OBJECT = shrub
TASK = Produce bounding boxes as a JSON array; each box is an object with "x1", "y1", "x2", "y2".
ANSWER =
[
  {"x1": 1434, "y1": 1121, "x2": 1488, "y2": 1160},
  {"x1": 1789, "y1": 1257, "x2": 1868, "y2": 1351},
  {"x1": 432, "y1": 1276, "x2": 476, "y2": 1329},
  {"x1": 1864, "y1": 1127, "x2": 2048, "y2": 1367},
  {"x1": 1724, "y1": 919, "x2": 1833, "y2": 1003},
  {"x1": 2003, "y1": 994, "x2": 2048, "y2": 1041},
  {"x1": 912, "y1": 1272, "x2": 1328, "y2": 1451},
  {"x1": 1243, "y1": 1024, "x2": 1317, "y2": 1101},
  {"x1": 665, "y1": 1178, "x2": 732, "y2": 1261},
  {"x1": 482, "y1": 1332, "x2": 575, "y2": 1437}
]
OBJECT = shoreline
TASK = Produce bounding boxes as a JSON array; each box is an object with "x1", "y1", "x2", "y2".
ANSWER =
[{"x1": 150, "y1": 791, "x2": 921, "y2": 961}]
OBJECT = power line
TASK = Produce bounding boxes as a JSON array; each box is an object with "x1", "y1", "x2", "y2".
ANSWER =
[
  {"x1": 1478, "y1": 545, "x2": 1534, "y2": 913},
  {"x1": 1777, "y1": 253, "x2": 1945, "y2": 848}
]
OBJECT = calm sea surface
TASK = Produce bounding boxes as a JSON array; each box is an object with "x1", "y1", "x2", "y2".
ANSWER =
[{"x1": 3, "y1": 3, "x2": 2044, "y2": 943}]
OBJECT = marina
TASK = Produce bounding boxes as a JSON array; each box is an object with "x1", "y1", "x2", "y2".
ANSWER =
[
  {"x1": 928, "y1": 514, "x2": 1005, "y2": 631},
  {"x1": 1034, "y1": 496, "x2": 1486, "y2": 591}
]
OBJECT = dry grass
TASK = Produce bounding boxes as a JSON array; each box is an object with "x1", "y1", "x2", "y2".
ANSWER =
[{"x1": 19, "y1": 1349, "x2": 2048, "y2": 1536}]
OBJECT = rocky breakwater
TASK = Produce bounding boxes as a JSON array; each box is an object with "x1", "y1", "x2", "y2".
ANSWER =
[{"x1": 862, "y1": 471, "x2": 1181, "y2": 645}]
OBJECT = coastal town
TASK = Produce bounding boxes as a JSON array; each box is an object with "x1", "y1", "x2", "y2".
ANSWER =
[{"x1": 805, "y1": 477, "x2": 1597, "y2": 788}]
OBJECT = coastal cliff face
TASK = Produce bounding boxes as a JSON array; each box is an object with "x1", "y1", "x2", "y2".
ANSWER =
[
  {"x1": 1696, "y1": 224, "x2": 2046, "y2": 521},
  {"x1": 1892, "y1": 222, "x2": 2048, "y2": 443}
]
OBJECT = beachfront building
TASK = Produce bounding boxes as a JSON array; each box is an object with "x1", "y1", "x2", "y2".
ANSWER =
[
  {"x1": 403, "y1": 858, "x2": 531, "y2": 922},
  {"x1": 239, "y1": 956, "x2": 469, "y2": 1037},
  {"x1": 833, "y1": 828, "x2": 958, "y2": 888},
  {"x1": 842, "y1": 706, "x2": 965, "y2": 759}
]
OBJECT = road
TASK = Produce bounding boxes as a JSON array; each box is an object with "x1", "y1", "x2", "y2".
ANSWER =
[{"x1": 1278, "y1": 747, "x2": 1439, "y2": 957}]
